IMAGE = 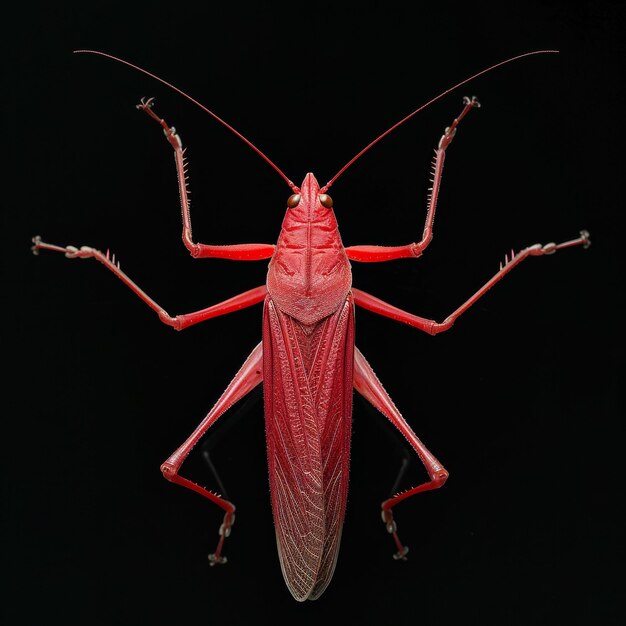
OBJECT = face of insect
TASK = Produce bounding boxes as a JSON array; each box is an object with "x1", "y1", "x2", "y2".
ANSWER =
[
  {"x1": 266, "y1": 173, "x2": 352, "y2": 325},
  {"x1": 285, "y1": 172, "x2": 333, "y2": 219}
]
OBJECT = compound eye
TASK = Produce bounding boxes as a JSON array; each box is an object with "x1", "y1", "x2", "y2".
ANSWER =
[
  {"x1": 287, "y1": 193, "x2": 301, "y2": 208},
  {"x1": 319, "y1": 194, "x2": 333, "y2": 208}
]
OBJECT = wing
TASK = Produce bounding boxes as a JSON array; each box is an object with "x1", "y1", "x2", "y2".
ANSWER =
[{"x1": 262, "y1": 294, "x2": 355, "y2": 601}]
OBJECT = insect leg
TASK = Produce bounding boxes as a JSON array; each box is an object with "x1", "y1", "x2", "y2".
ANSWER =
[
  {"x1": 353, "y1": 347, "x2": 448, "y2": 560},
  {"x1": 161, "y1": 342, "x2": 264, "y2": 565},
  {"x1": 345, "y1": 96, "x2": 480, "y2": 262},
  {"x1": 31, "y1": 236, "x2": 266, "y2": 329},
  {"x1": 137, "y1": 98, "x2": 275, "y2": 260},
  {"x1": 352, "y1": 230, "x2": 590, "y2": 334}
]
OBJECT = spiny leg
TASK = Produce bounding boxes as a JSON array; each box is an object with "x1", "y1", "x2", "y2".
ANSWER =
[
  {"x1": 345, "y1": 96, "x2": 480, "y2": 262},
  {"x1": 31, "y1": 236, "x2": 267, "y2": 330},
  {"x1": 161, "y1": 342, "x2": 264, "y2": 565},
  {"x1": 353, "y1": 348, "x2": 448, "y2": 560},
  {"x1": 136, "y1": 98, "x2": 275, "y2": 260},
  {"x1": 352, "y1": 231, "x2": 591, "y2": 334}
]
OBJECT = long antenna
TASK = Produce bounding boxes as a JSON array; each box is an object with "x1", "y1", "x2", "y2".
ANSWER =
[
  {"x1": 73, "y1": 50, "x2": 297, "y2": 190},
  {"x1": 323, "y1": 50, "x2": 558, "y2": 191},
  {"x1": 75, "y1": 49, "x2": 557, "y2": 194}
]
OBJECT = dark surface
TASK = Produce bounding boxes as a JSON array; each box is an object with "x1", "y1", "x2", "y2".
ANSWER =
[{"x1": 5, "y1": 2, "x2": 623, "y2": 624}]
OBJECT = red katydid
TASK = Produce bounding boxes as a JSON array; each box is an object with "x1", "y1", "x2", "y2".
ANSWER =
[{"x1": 32, "y1": 49, "x2": 590, "y2": 601}]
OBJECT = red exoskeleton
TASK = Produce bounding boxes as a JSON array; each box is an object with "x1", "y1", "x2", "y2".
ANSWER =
[{"x1": 32, "y1": 50, "x2": 590, "y2": 601}]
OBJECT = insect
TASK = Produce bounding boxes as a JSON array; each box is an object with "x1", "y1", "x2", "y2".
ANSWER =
[{"x1": 32, "y1": 50, "x2": 590, "y2": 601}]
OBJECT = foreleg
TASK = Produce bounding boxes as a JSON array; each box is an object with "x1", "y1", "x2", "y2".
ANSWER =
[
  {"x1": 345, "y1": 96, "x2": 480, "y2": 262},
  {"x1": 137, "y1": 98, "x2": 275, "y2": 260}
]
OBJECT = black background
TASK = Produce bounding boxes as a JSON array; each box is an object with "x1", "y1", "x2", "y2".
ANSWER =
[{"x1": 5, "y1": 2, "x2": 624, "y2": 624}]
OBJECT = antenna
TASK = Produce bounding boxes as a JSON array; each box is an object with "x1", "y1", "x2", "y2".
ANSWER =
[
  {"x1": 74, "y1": 50, "x2": 297, "y2": 190},
  {"x1": 323, "y1": 50, "x2": 558, "y2": 191},
  {"x1": 75, "y1": 49, "x2": 557, "y2": 194}
]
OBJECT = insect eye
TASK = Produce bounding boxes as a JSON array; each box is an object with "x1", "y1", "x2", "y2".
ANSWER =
[
  {"x1": 319, "y1": 194, "x2": 333, "y2": 208},
  {"x1": 287, "y1": 194, "x2": 301, "y2": 208}
]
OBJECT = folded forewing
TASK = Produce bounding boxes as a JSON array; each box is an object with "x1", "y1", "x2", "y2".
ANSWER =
[{"x1": 263, "y1": 295, "x2": 354, "y2": 601}]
